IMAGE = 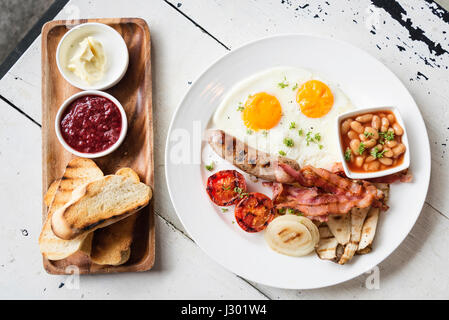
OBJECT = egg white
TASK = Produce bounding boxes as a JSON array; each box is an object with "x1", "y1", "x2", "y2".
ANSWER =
[{"x1": 212, "y1": 67, "x2": 355, "y2": 169}]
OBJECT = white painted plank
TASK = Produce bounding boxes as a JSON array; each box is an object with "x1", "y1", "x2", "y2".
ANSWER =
[
  {"x1": 0, "y1": 100, "x2": 267, "y2": 299},
  {"x1": 0, "y1": 40, "x2": 42, "y2": 121},
  {"x1": 249, "y1": 204, "x2": 449, "y2": 299},
  {"x1": 165, "y1": 0, "x2": 449, "y2": 216}
]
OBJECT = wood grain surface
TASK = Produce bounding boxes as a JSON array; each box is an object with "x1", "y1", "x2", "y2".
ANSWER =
[{"x1": 41, "y1": 18, "x2": 154, "y2": 274}]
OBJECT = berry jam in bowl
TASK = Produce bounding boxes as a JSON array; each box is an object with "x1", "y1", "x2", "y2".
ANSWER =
[{"x1": 55, "y1": 90, "x2": 127, "y2": 158}]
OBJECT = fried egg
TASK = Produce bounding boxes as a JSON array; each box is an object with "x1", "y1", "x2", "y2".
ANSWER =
[{"x1": 212, "y1": 67, "x2": 355, "y2": 169}]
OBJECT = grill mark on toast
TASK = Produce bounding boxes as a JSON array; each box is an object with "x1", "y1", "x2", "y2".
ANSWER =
[{"x1": 82, "y1": 219, "x2": 106, "y2": 232}]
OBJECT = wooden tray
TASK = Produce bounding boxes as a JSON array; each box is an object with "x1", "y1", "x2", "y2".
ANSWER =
[{"x1": 41, "y1": 18, "x2": 154, "y2": 274}]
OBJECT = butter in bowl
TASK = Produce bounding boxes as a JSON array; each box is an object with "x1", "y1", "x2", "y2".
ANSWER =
[{"x1": 56, "y1": 22, "x2": 129, "y2": 90}]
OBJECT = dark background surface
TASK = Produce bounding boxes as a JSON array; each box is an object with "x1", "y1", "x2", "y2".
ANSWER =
[{"x1": 0, "y1": 0, "x2": 55, "y2": 63}]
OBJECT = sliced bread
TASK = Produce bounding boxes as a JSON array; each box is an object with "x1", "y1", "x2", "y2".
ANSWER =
[
  {"x1": 44, "y1": 179, "x2": 61, "y2": 207},
  {"x1": 39, "y1": 158, "x2": 104, "y2": 260},
  {"x1": 90, "y1": 168, "x2": 140, "y2": 266},
  {"x1": 51, "y1": 169, "x2": 152, "y2": 240},
  {"x1": 90, "y1": 214, "x2": 138, "y2": 265}
]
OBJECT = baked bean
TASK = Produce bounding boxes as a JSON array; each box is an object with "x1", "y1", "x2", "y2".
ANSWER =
[
  {"x1": 355, "y1": 156, "x2": 364, "y2": 167},
  {"x1": 364, "y1": 127, "x2": 379, "y2": 140},
  {"x1": 385, "y1": 140, "x2": 397, "y2": 148},
  {"x1": 383, "y1": 147, "x2": 393, "y2": 158},
  {"x1": 392, "y1": 144, "x2": 406, "y2": 158},
  {"x1": 367, "y1": 161, "x2": 380, "y2": 171},
  {"x1": 355, "y1": 114, "x2": 373, "y2": 123},
  {"x1": 371, "y1": 115, "x2": 381, "y2": 130},
  {"x1": 392, "y1": 123, "x2": 403, "y2": 136},
  {"x1": 350, "y1": 139, "x2": 361, "y2": 154},
  {"x1": 348, "y1": 130, "x2": 358, "y2": 140},
  {"x1": 365, "y1": 155, "x2": 376, "y2": 163},
  {"x1": 380, "y1": 117, "x2": 389, "y2": 132},
  {"x1": 341, "y1": 119, "x2": 352, "y2": 134},
  {"x1": 363, "y1": 139, "x2": 377, "y2": 148},
  {"x1": 359, "y1": 133, "x2": 367, "y2": 142},
  {"x1": 350, "y1": 121, "x2": 364, "y2": 133},
  {"x1": 374, "y1": 144, "x2": 383, "y2": 151},
  {"x1": 379, "y1": 157, "x2": 393, "y2": 166},
  {"x1": 387, "y1": 114, "x2": 395, "y2": 123}
]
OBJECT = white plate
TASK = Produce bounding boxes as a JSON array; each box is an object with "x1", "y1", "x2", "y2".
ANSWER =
[{"x1": 165, "y1": 34, "x2": 431, "y2": 289}]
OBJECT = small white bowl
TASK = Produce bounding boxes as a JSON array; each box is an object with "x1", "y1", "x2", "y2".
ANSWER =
[
  {"x1": 55, "y1": 90, "x2": 128, "y2": 158},
  {"x1": 56, "y1": 22, "x2": 129, "y2": 90},
  {"x1": 336, "y1": 106, "x2": 410, "y2": 179}
]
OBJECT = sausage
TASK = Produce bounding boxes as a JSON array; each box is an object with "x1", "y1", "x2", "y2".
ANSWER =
[{"x1": 207, "y1": 129, "x2": 299, "y2": 183}]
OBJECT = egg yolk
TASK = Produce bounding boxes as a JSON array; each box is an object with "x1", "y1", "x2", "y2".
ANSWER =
[
  {"x1": 242, "y1": 92, "x2": 282, "y2": 131},
  {"x1": 296, "y1": 80, "x2": 334, "y2": 118}
]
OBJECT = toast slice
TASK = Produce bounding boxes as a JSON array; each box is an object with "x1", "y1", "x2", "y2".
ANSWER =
[
  {"x1": 39, "y1": 158, "x2": 104, "y2": 260},
  {"x1": 51, "y1": 168, "x2": 152, "y2": 240},
  {"x1": 44, "y1": 179, "x2": 61, "y2": 207},
  {"x1": 90, "y1": 168, "x2": 140, "y2": 266}
]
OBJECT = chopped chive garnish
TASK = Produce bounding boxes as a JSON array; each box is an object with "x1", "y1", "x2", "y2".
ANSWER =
[
  {"x1": 283, "y1": 137, "x2": 294, "y2": 147},
  {"x1": 370, "y1": 146, "x2": 387, "y2": 159},
  {"x1": 278, "y1": 76, "x2": 289, "y2": 88},
  {"x1": 234, "y1": 187, "x2": 248, "y2": 198},
  {"x1": 358, "y1": 142, "x2": 366, "y2": 155},
  {"x1": 205, "y1": 162, "x2": 214, "y2": 171},
  {"x1": 305, "y1": 131, "x2": 323, "y2": 148},
  {"x1": 344, "y1": 148, "x2": 352, "y2": 161}
]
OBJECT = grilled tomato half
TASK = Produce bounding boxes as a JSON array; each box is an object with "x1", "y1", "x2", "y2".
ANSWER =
[
  {"x1": 235, "y1": 192, "x2": 274, "y2": 233},
  {"x1": 206, "y1": 170, "x2": 247, "y2": 206}
]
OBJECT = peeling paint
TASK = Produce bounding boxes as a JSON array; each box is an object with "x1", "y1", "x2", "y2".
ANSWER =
[
  {"x1": 424, "y1": 0, "x2": 449, "y2": 23},
  {"x1": 417, "y1": 71, "x2": 429, "y2": 80},
  {"x1": 371, "y1": 0, "x2": 448, "y2": 56}
]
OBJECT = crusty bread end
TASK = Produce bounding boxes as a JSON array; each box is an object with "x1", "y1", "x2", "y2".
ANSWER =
[{"x1": 44, "y1": 179, "x2": 61, "y2": 207}]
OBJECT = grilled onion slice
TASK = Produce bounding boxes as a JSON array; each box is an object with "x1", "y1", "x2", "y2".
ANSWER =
[{"x1": 264, "y1": 215, "x2": 319, "y2": 257}]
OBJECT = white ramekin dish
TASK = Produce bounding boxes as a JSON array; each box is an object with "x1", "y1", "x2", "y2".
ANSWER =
[
  {"x1": 55, "y1": 90, "x2": 128, "y2": 158},
  {"x1": 336, "y1": 106, "x2": 410, "y2": 179},
  {"x1": 56, "y1": 22, "x2": 129, "y2": 90}
]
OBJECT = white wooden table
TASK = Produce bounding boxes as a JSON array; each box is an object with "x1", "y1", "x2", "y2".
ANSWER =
[{"x1": 1, "y1": 0, "x2": 448, "y2": 299}]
